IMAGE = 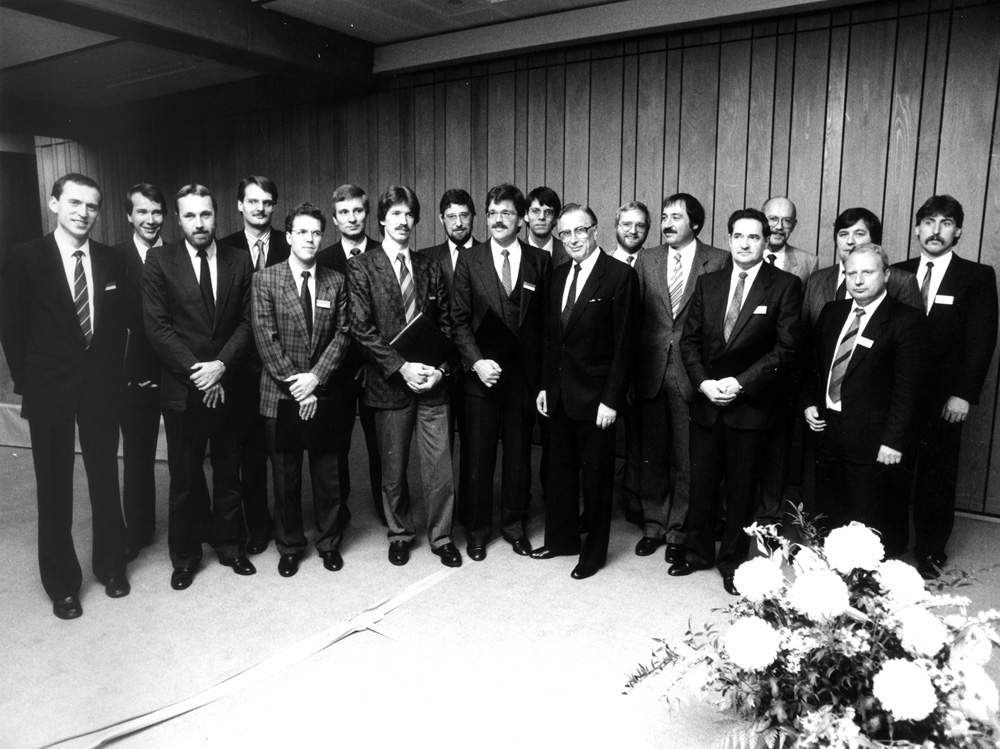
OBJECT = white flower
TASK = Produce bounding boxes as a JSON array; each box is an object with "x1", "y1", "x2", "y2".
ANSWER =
[
  {"x1": 725, "y1": 617, "x2": 781, "y2": 671},
  {"x1": 791, "y1": 545, "x2": 828, "y2": 575},
  {"x1": 951, "y1": 624, "x2": 995, "y2": 667},
  {"x1": 733, "y1": 557, "x2": 784, "y2": 602},
  {"x1": 873, "y1": 659, "x2": 938, "y2": 721},
  {"x1": 788, "y1": 569, "x2": 849, "y2": 621},
  {"x1": 951, "y1": 659, "x2": 1000, "y2": 723},
  {"x1": 877, "y1": 559, "x2": 928, "y2": 604},
  {"x1": 823, "y1": 522, "x2": 884, "y2": 573},
  {"x1": 897, "y1": 605, "x2": 949, "y2": 657}
]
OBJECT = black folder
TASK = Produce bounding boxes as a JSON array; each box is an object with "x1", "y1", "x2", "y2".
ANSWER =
[{"x1": 389, "y1": 311, "x2": 454, "y2": 367}]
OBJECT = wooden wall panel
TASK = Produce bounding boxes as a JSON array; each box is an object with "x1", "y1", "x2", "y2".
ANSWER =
[
  {"x1": 487, "y1": 73, "x2": 517, "y2": 190},
  {"x1": 562, "y1": 61, "x2": 590, "y2": 205},
  {"x1": 619, "y1": 53, "x2": 638, "y2": 211},
  {"x1": 678, "y1": 44, "x2": 719, "y2": 244},
  {"x1": 746, "y1": 35, "x2": 776, "y2": 213},
  {"x1": 469, "y1": 75, "x2": 489, "y2": 229},
  {"x1": 634, "y1": 50, "x2": 665, "y2": 220},
  {"x1": 769, "y1": 33, "x2": 795, "y2": 200},
  {"x1": 714, "y1": 39, "x2": 752, "y2": 241},
  {"x1": 588, "y1": 57, "x2": 623, "y2": 248},
  {"x1": 525, "y1": 67, "x2": 548, "y2": 197},
  {"x1": 819, "y1": 25, "x2": 850, "y2": 267},
  {"x1": 544, "y1": 64, "x2": 565, "y2": 198}
]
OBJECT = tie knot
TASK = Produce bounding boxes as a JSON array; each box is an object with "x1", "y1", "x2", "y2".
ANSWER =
[
  {"x1": 349, "y1": 247, "x2": 361, "y2": 257},
  {"x1": 73, "y1": 250, "x2": 84, "y2": 260},
  {"x1": 254, "y1": 239, "x2": 263, "y2": 251},
  {"x1": 674, "y1": 253, "x2": 682, "y2": 263},
  {"x1": 739, "y1": 271, "x2": 748, "y2": 279},
  {"x1": 455, "y1": 243, "x2": 464, "y2": 252},
  {"x1": 926, "y1": 261, "x2": 934, "y2": 269},
  {"x1": 197, "y1": 248, "x2": 207, "y2": 259},
  {"x1": 301, "y1": 271, "x2": 310, "y2": 280},
  {"x1": 501, "y1": 249, "x2": 509, "y2": 258},
  {"x1": 396, "y1": 252, "x2": 406, "y2": 265},
  {"x1": 574, "y1": 263, "x2": 582, "y2": 273},
  {"x1": 855, "y1": 308, "x2": 866, "y2": 318},
  {"x1": 767, "y1": 253, "x2": 776, "y2": 263}
]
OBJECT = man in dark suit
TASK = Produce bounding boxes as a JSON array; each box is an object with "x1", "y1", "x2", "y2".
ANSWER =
[
  {"x1": 673, "y1": 208, "x2": 801, "y2": 595},
  {"x1": 801, "y1": 243, "x2": 927, "y2": 550},
  {"x1": 348, "y1": 185, "x2": 462, "y2": 568},
  {"x1": 634, "y1": 194, "x2": 729, "y2": 563},
  {"x1": 451, "y1": 184, "x2": 550, "y2": 560},
  {"x1": 252, "y1": 203, "x2": 351, "y2": 577},
  {"x1": 524, "y1": 186, "x2": 569, "y2": 268},
  {"x1": 142, "y1": 184, "x2": 256, "y2": 590},
  {"x1": 893, "y1": 195, "x2": 999, "y2": 578},
  {"x1": 531, "y1": 203, "x2": 638, "y2": 580},
  {"x1": 316, "y1": 184, "x2": 389, "y2": 527},
  {"x1": 219, "y1": 176, "x2": 289, "y2": 555},
  {"x1": 0, "y1": 173, "x2": 129, "y2": 619}
]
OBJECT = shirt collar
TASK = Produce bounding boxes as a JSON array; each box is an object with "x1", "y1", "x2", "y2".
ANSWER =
[
  {"x1": 920, "y1": 248, "x2": 954, "y2": 269},
  {"x1": 670, "y1": 236, "x2": 697, "y2": 255},
  {"x1": 288, "y1": 254, "x2": 315, "y2": 276},
  {"x1": 54, "y1": 225, "x2": 89, "y2": 256},
  {"x1": 855, "y1": 289, "x2": 888, "y2": 313},
  {"x1": 491, "y1": 237, "x2": 520, "y2": 257},
  {"x1": 528, "y1": 235, "x2": 553, "y2": 253},
  {"x1": 245, "y1": 228, "x2": 270, "y2": 247},
  {"x1": 185, "y1": 239, "x2": 217, "y2": 259},
  {"x1": 133, "y1": 232, "x2": 163, "y2": 251},
  {"x1": 573, "y1": 246, "x2": 602, "y2": 273}
]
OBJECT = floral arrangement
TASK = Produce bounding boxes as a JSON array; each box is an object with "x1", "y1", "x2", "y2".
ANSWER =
[{"x1": 626, "y1": 512, "x2": 1000, "y2": 748}]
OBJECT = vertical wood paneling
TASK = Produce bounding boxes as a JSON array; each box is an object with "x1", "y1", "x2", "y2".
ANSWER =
[
  {"x1": 378, "y1": 90, "x2": 402, "y2": 199},
  {"x1": 544, "y1": 64, "x2": 565, "y2": 198},
  {"x1": 980, "y1": 90, "x2": 1000, "y2": 516},
  {"x1": 714, "y1": 40, "x2": 752, "y2": 241},
  {"x1": 487, "y1": 73, "x2": 516, "y2": 190},
  {"x1": 746, "y1": 36, "x2": 777, "y2": 213},
  {"x1": 413, "y1": 85, "x2": 436, "y2": 245},
  {"x1": 514, "y1": 70, "x2": 529, "y2": 191},
  {"x1": 634, "y1": 50, "x2": 665, "y2": 217},
  {"x1": 678, "y1": 45, "x2": 719, "y2": 243},
  {"x1": 620, "y1": 53, "x2": 638, "y2": 207},
  {"x1": 526, "y1": 67, "x2": 548, "y2": 197},
  {"x1": 769, "y1": 33, "x2": 795, "y2": 200},
  {"x1": 562, "y1": 61, "x2": 590, "y2": 205},
  {"x1": 662, "y1": 47, "x2": 682, "y2": 200},
  {"x1": 819, "y1": 26, "x2": 850, "y2": 267},
  {"x1": 588, "y1": 57, "x2": 623, "y2": 248},
  {"x1": 469, "y1": 76, "x2": 489, "y2": 220}
]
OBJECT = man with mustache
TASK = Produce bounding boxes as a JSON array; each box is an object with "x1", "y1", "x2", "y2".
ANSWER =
[{"x1": 893, "y1": 195, "x2": 998, "y2": 579}]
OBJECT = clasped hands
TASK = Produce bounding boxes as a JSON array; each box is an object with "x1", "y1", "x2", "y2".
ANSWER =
[
  {"x1": 400, "y1": 362, "x2": 443, "y2": 393},
  {"x1": 473, "y1": 359, "x2": 502, "y2": 387},
  {"x1": 191, "y1": 360, "x2": 225, "y2": 409},
  {"x1": 699, "y1": 376, "x2": 741, "y2": 406},
  {"x1": 284, "y1": 372, "x2": 321, "y2": 420}
]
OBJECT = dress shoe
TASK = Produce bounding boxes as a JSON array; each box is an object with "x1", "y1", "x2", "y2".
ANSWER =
[
  {"x1": 221, "y1": 556, "x2": 257, "y2": 576},
  {"x1": 510, "y1": 537, "x2": 532, "y2": 556},
  {"x1": 530, "y1": 546, "x2": 569, "y2": 560},
  {"x1": 432, "y1": 542, "x2": 463, "y2": 568},
  {"x1": 723, "y1": 575, "x2": 740, "y2": 596},
  {"x1": 917, "y1": 557, "x2": 941, "y2": 580},
  {"x1": 52, "y1": 595, "x2": 83, "y2": 620},
  {"x1": 664, "y1": 543, "x2": 685, "y2": 564},
  {"x1": 321, "y1": 550, "x2": 344, "y2": 571},
  {"x1": 667, "y1": 559, "x2": 709, "y2": 577},
  {"x1": 467, "y1": 544, "x2": 487, "y2": 562},
  {"x1": 635, "y1": 536, "x2": 664, "y2": 557},
  {"x1": 571, "y1": 563, "x2": 600, "y2": 580},
  {"x1": 278, "y1": 554, "x2": 300, "y2": 578},
  {"x1": 103, "y1": 577, "x2": 131, "y2": 598},
  {"x1": 246, "y1": 538, "x2": 269, "y2": 555},
  {"x1": 171, "y1": 567, "x2": 195, "y2": 590},
  {"x1": 388, "y1": 540, "x2": 410, "y2": 566}
]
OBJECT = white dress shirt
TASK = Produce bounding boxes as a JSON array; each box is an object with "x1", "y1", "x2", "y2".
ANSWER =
[
  {"x1": 915, "y1": 249, "x2": 953, "y2": 312},
  {"x1": 132, "y1": 233, "x2": 163, "y2": 263},
  {"x1": 726, "y1": 259, "x2": 764, "y2": 314},
  {"x1": 560, "y1": 246, "x2": 601, "y2": 310},
  {"x1": 54, "y1": 225, "x2": 95, "y2": 332},
  {"x1": 245, "y1": 229, "x2": 271, "y2": 267},
  {"x1": 824, "y1": 290, "x2": 887, "y2": 411},
  {"x1": 288, "y1": 256, "x2": 317, "y2": 303},
  {"x1": 344, "y1": 235, "x2": 368, "y2": 258},
  {"x1": 491, "y1": 238, "x2": 522, "y2": 287},
  {"x1": 612, "y1": 246, "x2": 641, "y2": 267},
  {"x1": 185, "y1": 240, "x2": 218, "y2": 299},
  {"x1": 528, "y1": 235, "x2": 554, "y2": 256}
]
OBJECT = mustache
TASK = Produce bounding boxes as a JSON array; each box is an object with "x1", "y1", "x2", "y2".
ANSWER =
[{"x1": 493, "y1": 222, "x2": 508, "y2": 229}]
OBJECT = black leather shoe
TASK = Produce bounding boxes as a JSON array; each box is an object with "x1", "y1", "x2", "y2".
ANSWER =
[
  {"x1": 221, "y1": 556, "x2": 257, "y2": 576},
  {"x1": 171, "y1": 567, "x2": 195, "y2": 590},
  {"x1": 723, "y1": 575, "x2": 740, "y2": 596},
  {"x1": 510, "y1": 537, "x2": 532, "y2": 556},
  {"x1": 467, "y1": 544, "x2": 487, "y2": 562},
  {"x1": 321, "y1": 550, "x2": 343, "y2": 571},
  {"x1": 664, "y1": 543, "x2": 685, "y2": 564},
  {"x1": 389, "y1": 541, "x2": 410, "y2": 566},
  {"x1": 667, "y1": 559, "x2": 709, "y2": 577},
  {"x1": 53, "y1": 595, "x2": 83, "y2": 620},
  {"x1": 103, "y1": 577, "x2": 130, "y2": 598},
  {"x1": 530, "y1": 546, "x2": 570, "y2": 560},
  {"x1": 432, "y1": 542, "x2": 463, "y2": 568},
  {"x1": 278, "y1": 554, "x2": 300, "y2": 577},
  {"x1": 571, "y1": 563, "x2": 600, "y2": 580},
  {"x1": 246, "y1": 538, "x2": 269, "y2": 555},
  {"x1": 635, "y1": 537, "x2": 664, "y2": 556}
]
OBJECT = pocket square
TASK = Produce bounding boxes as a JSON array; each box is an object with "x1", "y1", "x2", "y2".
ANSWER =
[
  {"x1": 523, "y1": 281, "x2": 536, "y2": 292},
  {"x1": 753, "y1": 305, "x2": 767, "y2": 314},
  {"x1": 104, "y1": 282, "x2": 117, "y2": 291},
  {"x1": 857, "y1": 336, "x2": 874, "y2": 348}
]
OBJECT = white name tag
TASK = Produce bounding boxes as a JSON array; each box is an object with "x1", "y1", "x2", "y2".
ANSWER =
[
  {"x1": 857, "y1": 336, "x2": 874, "y2": 348},
  {"x1": 523, "y1": 282, "x2": 536, "y2": 292},
  {"x1": 429, "y1": 296, "x2": 437, "y2": 301},
  {"x1": 935, "y1": 294, "x2": 954, "y2": 305},
  {"x1": 753, "y1": 305, "x2": 767, "y2": 314},
  {"x1": 316, "y1": 299, "x2": 331, "y2": 309},
  {"x1": 104, "y1": 282, "x2": 117, "y2": 291}
]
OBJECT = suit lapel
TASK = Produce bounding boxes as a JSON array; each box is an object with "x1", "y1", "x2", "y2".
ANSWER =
[
  {"x1": 43, "y1": 236, "x2": 84, "y2": 343},
  {"x1": 726, "y1": 263, "x2": 769, "y2": 349},
  {"x1": 473, "y1": 247, "x2": 504, "y2": 314},
  {"x1": 518, "y1": 243, "x2": 537, "y2": 328},
  {"x1": 213, "y1": 246, "x2": 236, "y2": 332},
  {"x1": 90, "y1": 245, "x2": 110, "y2": 331},
  {"x1": 312, "y1": 269, "x2": 338, "y2": 357},
  {"x1": 843, "y1": 299, "x2": 888, "y2": 380},
  {"x1": 564, "y1": 251, "x2": 605, "y2": 337},
  {"x1": 680, "y1": 243, "x2": 714, "y2": 318},
  {"x1": 373, "y1": 248, "x2": 406, "y2": 321},
  {"x1": 280, "y1": 263, "x2": 311, "y2": 350},
  {"x1": 651, "y1": 249, "x2": 673, "y2": 320},
  {"x1": 172, "y1": 244, "x2": 213, "y2": 329}
]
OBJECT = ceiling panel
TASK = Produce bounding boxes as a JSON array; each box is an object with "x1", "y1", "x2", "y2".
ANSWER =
[{"x1": 0, "y1": 6, "x2": 118, "y2": 71}]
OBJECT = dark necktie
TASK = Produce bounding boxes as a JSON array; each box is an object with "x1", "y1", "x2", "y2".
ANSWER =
[
  {"x1": 561, "y1": 263, "x2": 581, "y2": 330},
  {"x1": 349, "y1": 247, "x2": 361, "y2": 258},
  {"x1": 723, "y1": 271, "x2": 747, "y2": 342},
  {"x1": 254, "y1": 239, "x2": 265, "y2": 271},
  {"x1": 828, "y1": 308, "x2": 866, "y2": 403},
  {"x1": 301, "y1": 271, "x2": 313, "y2": 337},
  {"x1": 197, "y1": 248, "x2": 215, "y2": 321},
  {"x1": 72, "y1": 250, "x2": 92, "y2": 347},
  {"x1": 767, "y1": 252, "x2": 777, "y2": 265},
  {"x1": 501, "y1": 249, "x2": 512, "y2": 296},
  {"x1": 921, "y1": 261, "x2": 934, "y2": 313}
]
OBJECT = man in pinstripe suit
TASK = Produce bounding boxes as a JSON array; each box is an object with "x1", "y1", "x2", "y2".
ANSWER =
[{"x1": 252, "y1": 203, "x2": 351, "y2": 577}]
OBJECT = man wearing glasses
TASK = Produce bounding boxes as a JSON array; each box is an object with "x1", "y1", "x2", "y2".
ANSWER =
[
  {"x1": 525, "y1": 186, "x2": 570, "y2": 267},
  {"x1": 761, "y1": 197, "x2": 816, "y2": 284},
  {"x1": 531, "y1": 204, "x2": 638, "y2": 580}
]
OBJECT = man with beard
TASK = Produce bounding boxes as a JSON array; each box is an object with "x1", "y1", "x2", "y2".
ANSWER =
[{"x1": 761, "y1": 197, "x2": 816, "y2": 284}]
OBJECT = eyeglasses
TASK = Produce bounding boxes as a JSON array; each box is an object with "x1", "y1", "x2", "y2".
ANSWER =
[
  {"x1": 528, "y1": 207, "x2": 555, "y2": 219},
  {"x1": 243, "y1": 198, "x2": 275, "y2": 209},
  {"x1": 443, "y1": 212, "x2": 471, "y2": 222},
  {"x1": 487, "y1": 210, "x2": 517, "y2": 221},
  {"x1": 556, "y1": 225, "x2": 595, "y2": 242},
  {"x1": 767, "y1": 216, "x2": 796, "y2": 227},
  {"x1": 618, "y1": 221, "x2": 648, "y2": 232},
  {"x1": 291, "y1": 229, "x2": 323, "y2": 239}
]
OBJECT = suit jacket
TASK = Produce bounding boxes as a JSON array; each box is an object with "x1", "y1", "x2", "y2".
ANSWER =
[
  {"x1": 317, "y1": 235, "x2": 378, "y2": 274},
  {"x1": 219, "y1": 227, "x2": 290, "y2": 269},
  {"x1": 419, "y1": 239, "x2": 482, "y2": 291},
  {"x1": 0, "y1": 233, "x2": 127, "y2": 420},
  {"x1": 774, "y1": 244, "x2": 818, "y2": 285},
  {"x1": 251, "y1": 262, "x2": 350, "y2": 418},
  {"x1": 117, "y1": 239, "x2": 161, "y2": 385},
  {"x1": 347, "y1": 246, "x2": 456, "y2": 409},
  {"x1": 680, "y1": 261, "x2": 802, "y2": 430},
  {"x1": 801, "y1": 296, "x2": 927, "y2": 461},
  {"x1": 141, "y1": 240, "x2": 254, "y2": 410},
  {"x1": 893, "y1": 253, "x2": 999, "y2": 406},
  {"x1": 451, "y1": 239, "x2": 551, "y2": 397},
  {"x1": 803, "y1": 262, "x2": 921, "y2": 331},
  {"x1": 541, "y1": 249, "x2": 638, "y2": 421},
  {"x1": 635, "y1": 239, "x2": 729, "y2": 401}
]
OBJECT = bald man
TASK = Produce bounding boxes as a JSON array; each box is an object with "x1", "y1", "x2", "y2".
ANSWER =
[{"x1": 762, "y1": 197, "x2": 817, "y2": 285}]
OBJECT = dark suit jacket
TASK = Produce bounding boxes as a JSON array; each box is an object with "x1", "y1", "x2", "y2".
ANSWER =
[
  {"x1": 893, "y1": 253, "x2": 998, "y2": 407},
  {"x1": 451, "y1": 239, "x2": 551, "y2": 397},
  {"x1": 219, "y1": 227, "x2": 290, "y2": 268},
  {"x1": 117, "y1": 239, "x2": 162, "y2": 385},
  {"x1": 801, "y1": 295, "x2": 927, "y2": 461},
  {"x1": 803, "y1": 262, "x2": 921, "y2": 332},
  {"x1": 635, "y1": 239, "x2": 729, "y2": 401},
  {"x1": 141, "y1": 240, "x2": 255, "y2": 410},
  {"x1": 680, "y1": 261, "x2": 802, "y2": 430},
  {"x1": 347, "y1": 246, "x2": 456, "y2": 409},
  {"x1": 317, "y1": 235, "x2": 378, "y2": 273},
  {"x1": 541, "y1": 249, "x2": 638, "y2": 421},
  {"x1": 0, "y1": 233, "x2": 127, "y2": 420},
  {"x1": 419, "y1": 239, "x2": 482, "y2": 290}
]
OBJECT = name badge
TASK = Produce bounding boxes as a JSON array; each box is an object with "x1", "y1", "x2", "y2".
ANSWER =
[
  {"x1": 523, "y1": 282, "x2": 536, "y2": 292},
  {"x1": 857, "y1": 336, "x2": 874, "y2": 348},
  {"x1": 429, "y1": 296, "x2": 437, "y2": 301},
  {"x1": 753, "y1": 305, "x2": 767, "y2": 314},
  {"x1": 316, "y1": 299, "x2": 332, "y2": 309},
  {"x1": 104, "y1": 282, "x2": 117, "y2": 291},
  {"x1": 935, "y1": 294, "x2": 954, "y2": 305}
]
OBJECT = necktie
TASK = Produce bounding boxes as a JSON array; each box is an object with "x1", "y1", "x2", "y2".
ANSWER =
[
  {"x1": 561, "y1": 263, "x2": 581, "y2": 330},
  {"x1": 723, "y1": 271, "x2": 747, "y2": 342},
  {"x1": 254, "y1": 239, "x2": 265, "y2": 271},
  {"x1": 836, "y1": 275, "x2": 847, "y2": 300},
  {"x1": 501, "y1": 249, "x2": 512, "y2": 296},
  {"x1": 72, "y1": 251, "x2": 92, "y2": 347},
  {"x1": 301, "y1": 271, "x2": 313, "y2": 338},
  {"x1": 667, "y1": 251, "x2": 683, "y2": 318},
  {"x1": 627, "y1": 255, "x2": 635, "y2": 267},
  {"x1": 349, "y1": 247, "x2": 361, "y2": 258},
  {"x1": 397, "y1": 252, "x2": 415, "y2": 323},
  {"x1": 921, "y1": 261, "x2": 934, "y2": 313},
  {"x1": 767, "y1": 252, "x2": 777, "y2": 265},
  {"x1": 828, "y1": 308, "x2": 866, "y2": 403},
  {"x1": 197, "y1": 248, "x2": 215, "y2": 321}
]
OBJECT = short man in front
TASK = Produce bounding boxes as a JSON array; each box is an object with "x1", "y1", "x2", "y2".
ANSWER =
[
  {"x1": 893, "y1": 195, "x2": 999, "y2": 579},
  {"x1": 348, "y1": 186, "x2": 462, "y2": 568},
  {"x1": 451, "y1": 184, "x2": 550, "y2": 560},
  {"x1": 0, "y1": 173, "x2": 129, "y2": 619},
  {"x1": 762, "y1": 196, "x2": 817, "y2": 284},
  {"x1": 531, "y1": 204, "x2": 638, "y2": 580},
  {"x1": 143, "y1": 184, "x2": 256, "y2": 590},
  {"x1": 674, "y1": 208, "x2": 801, "y2": 596},
  {"x1": 252, "y1": 203, "x2": 350, "y2": 577}
]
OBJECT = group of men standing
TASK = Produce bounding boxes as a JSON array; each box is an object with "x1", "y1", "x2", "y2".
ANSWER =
[{"x1": 1, "y1": 168, "x2": 995, "y2": 618}]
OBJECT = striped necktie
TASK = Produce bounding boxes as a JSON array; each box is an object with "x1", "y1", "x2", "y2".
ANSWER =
[
  {"x1": 828, "y1": 308, "x2": 865, "y2": 403},
  {"x1": 501, "y1": 249, "x2": 512, "y2": 296},
  {"x1": 397, "y1": 252, "x2": 415, "y2": 323},
  {"x1": 72, "y1": 251, "x2": 92, "y2": 347},
  {"x1": 723, "y1": 271, "x2": 747, "y2": 342},
  {"x1": 254, "y1": 239, "x2": 265, "y2": 271},
  {"x1": 920, "y1": 261, "x2": 934, "y2": 313},
  {"x1": 667, "y1": 251, "x2": 683, "y2": 318}
]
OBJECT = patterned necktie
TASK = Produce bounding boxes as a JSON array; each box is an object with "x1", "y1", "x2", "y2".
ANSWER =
[
  {"x1": 668, "y1": 251, "x2": 683, "y2": 318},
  {"x1": 301, "y1": 271, "x2": 313, "y2": 337},
  {"x1": 921, "y1": 261, "x2": 934, "y2": 313},
  {"x1": 501, "y1": 249, "x2": 512, "y2": 296},
  {"x1": 561, "y1": 263, "x2": 581, "y2": 330},
  {"x1": 254, "y1": 239, "x2": 265, "y2": 271},
  {"x1": 627, "y1": 255, "x2": 635, "y2": 267},
  {"x1": 397, "y1": 252, "x2": 415, "y2": 323},
  {"x1": 72, "y1": 251, "x2": 92, "y2": 347},
  {"x1": 197, "y1": 248, "x2": 215, "y2": 320},
  {"x1": 828, "y1": 308, "x2": 866, "y2": 403},
  {"x1": 723, "y1": 271, "x2": 747, "y2": 342}
]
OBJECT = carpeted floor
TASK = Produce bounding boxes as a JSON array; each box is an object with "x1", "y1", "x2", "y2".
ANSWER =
[{"x1": 1, "y1": 431, "x2": 998, "y2": 749}]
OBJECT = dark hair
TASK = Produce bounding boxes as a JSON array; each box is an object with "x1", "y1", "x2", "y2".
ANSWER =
[
  {"x1": 236, "y1": 175, "x2": 278, "y2": 203},
  {"x1": 439, "y1": 188, "x2": 476, "y2": 217},
  {"x1": 727, "y1": 207, "x2": 771, "y2": 239},
  {"x1": 284, "y1": 202, "x2": 327, "y2": 233},
  {"x1": 485, "y1": 184, "x2": 526, "y2": 218},
  {"x1": 125, "y1": 183, "x2": 167, "y2": 215},
  {"x1": 834, "y1": 207, "x2": 882, "y2": 245},
  {"x1": 915, "y1": 194, "x2": 964, "y2": 229},
  {"x1": 51, "y1": 173, "x2": 102, "y2": 205},
  {"x1": 661, "y1": 193, "x2": 705, "y2": 236},
  {"x1": 559, "y1": 203, "x2": 599, "y2": 228},
  {"x1": 377, "y1": 186, "x2": 421, "y2": 233},
  {"x1": 331, "y1": 184, "x2": 369, "y2": 214},
  {"x1": 616, "y1": 200, "x2": 650, "y2": 228},
  {"x1": 174, "y1": 184, "x2": 217, "y2": 214},
  {"x1": 526, "y1": 186, "x2": 561, "y2": 216}
]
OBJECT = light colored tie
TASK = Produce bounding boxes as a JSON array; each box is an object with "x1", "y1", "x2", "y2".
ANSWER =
[
  {"x1": 397, "y1": 252, "x2": 415, "y2": 323},
  {"x1": 921, "y1": 261, "x2": 934, "y2": 313},
  {"x1": 828, "y1": 308, "x2": 865, "y2": 403},
  {"x1": 667, "y1": 251, "x2": 683, "y2": 318},
  {"x1": 254, "y1": 239, "x2": 265, "y2": 271},
  {"x1": 723, "y1": 271, "x2": 747, "y2": 342},
  {"x1": 72, "y1": 251, "x2": 92, "y2": 347},
  {"x1": 501, "y1": 249, "x2": 512, "y2": 296}
]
